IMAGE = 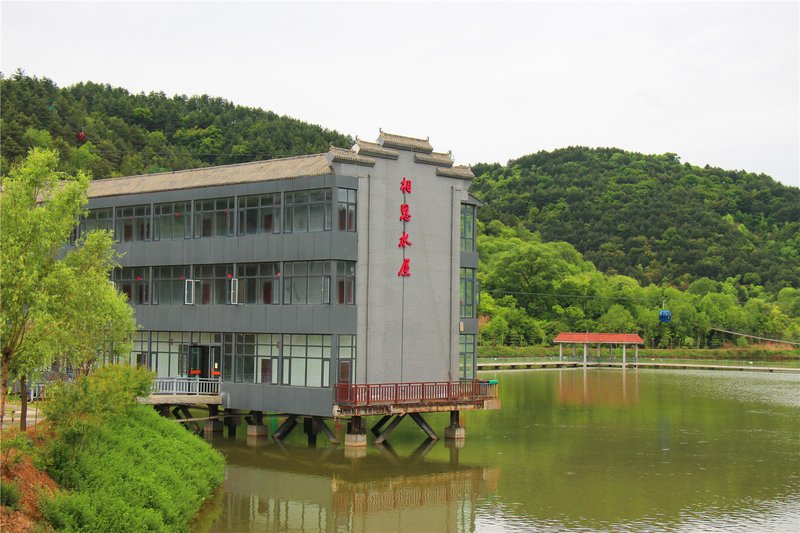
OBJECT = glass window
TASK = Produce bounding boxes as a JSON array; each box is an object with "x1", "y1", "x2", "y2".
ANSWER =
[
  {"x1": 115, "y1": 205, "x2": 151, "y2": 242},
  {"x1": 238, "y1": 193, "x2": 281, "y2": 235},
  {"x1": 459, "y1": 334, "x2": 476, "y2": 380},
  {"x1": 337, "y1": 188, "x2": 357, "y2": 232},
  {"x1": 281, "y1": 334, "x2": 331, "y2": 387},
  {"x1": 284, "y1": 261, "x2": 331, "y2": 304},
  {"x1": 337, "y1": 335, "x2": 356, "y2": 385},
  {"x1": 152, "y1": 266, "x2": 189, "y2": 305},
  {"x1": 194, "y1": 197, "x2": 234, "y2": 238},
  {"x1": 130, "y1": 331, "x2": 150, "y2": 370},
  {"x1": 154, "y1": 201, "x2": 191, "y2": 240},
  {"x1": 460, "y1": 204, "x2": 476, "y2": 251},
  {"x1": 114, "y1": 267, "x2": 150, "y2": 305},
  {"x1": 336, "y1": 261, "x2": 355, "y2": 305},
  {"x1": 195, "y1": 264, "x2": 234, "y2": 305},
  {"x1": 77, "y1": 208, "x2": 113, "y2": 241},
  {"x1": 236, "y1": 263, "x2": 281, "y2": 304},
  {"x1": 284, "y1": 189, "x2": 332, "y2": 233},
  {"x1": 460, "y1": 268, "x2": 476, "y2": 318}
]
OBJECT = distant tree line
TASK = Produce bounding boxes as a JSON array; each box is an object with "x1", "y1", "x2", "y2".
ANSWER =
[
  {"x1": 478, "y1": 222, "x2": 800, "y2": 348},
  {"x1": 0, "y1": 71, "x2": 352, "y2": 179}
]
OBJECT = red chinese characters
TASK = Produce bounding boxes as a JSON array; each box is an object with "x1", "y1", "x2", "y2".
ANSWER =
[
  {"x1": 399, "y1": 204, "x2": 411, "y2": 222},
  {"x1": 397, "y1": 177, "x2": 413, "y2": 277},
  {"x1": 397, "y1": 258, "x2": 411, "y2": 277},
  {"x1": 397, "y1": 231, "x2": 412, "y2": 248}
]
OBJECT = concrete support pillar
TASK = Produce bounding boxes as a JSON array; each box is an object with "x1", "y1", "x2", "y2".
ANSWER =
[
  {"x1": 304, "y1": 417, "x2": 319, "y2": 447},
  {"x1": 444, "y1": 410, "x2": 466, "y2": 440},
  {"x1": 622, "y1": 344, "x2": 627, "y2": 368},
  {"x1": 246, "y1": 410, "x2": 268, "y2": 438},
  {"x1": 635, "y1": 345, "x2": 639, "y2": 365},
  {"x1": 583, "y1": 344, "x2": 588, "y2": 367},
  {"x1": 224, "y1": 408, "x2": 238, "y2": 438},
  {"x1": 345, "y1": 415, "x2": 367, "y2": 447},
  {"x1": 204, "y1": 404, "x2": 223, "y2": 435},
  {"x1": 559, "y1": 344, "x2": 563, "y2": 362}
]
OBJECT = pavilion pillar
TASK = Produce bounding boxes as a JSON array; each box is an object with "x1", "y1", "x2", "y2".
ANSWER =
[
  {"x1": 635, "y1": 345, "x2": 639, "y2": 365},
  {"x1": 583, "y1": 344, "x2": 588, "y2": 367},
  {"x1": 559, "y1": 344, "x2": 563, "y2": 361},
  {"x1": 622, "y1": 345, "x2": 627, "y2": 368}
]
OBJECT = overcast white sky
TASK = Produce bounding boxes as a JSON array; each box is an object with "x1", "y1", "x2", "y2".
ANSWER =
[{"x1": 2, "y1": 1, "x2": 798, "y2": 187}]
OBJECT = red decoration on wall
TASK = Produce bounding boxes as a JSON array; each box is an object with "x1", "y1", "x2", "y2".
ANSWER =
[
  {"x1": 399, "y1": 204, "x2": 411, "y2": 222},
  {"x1": 397, "y1": 232, "x2": 412, "y2": 248},
  {"x1": 397, "y1": 258, "x2": 411, "y2": 277},
  {"x1": 400, "y1": 177, "x2": 413, "y2": 194}
]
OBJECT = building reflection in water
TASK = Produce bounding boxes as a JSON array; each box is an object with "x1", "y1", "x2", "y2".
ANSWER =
[
  {"x1": 557, "y1": 368, "x2": 640, "y2": 406},
  {"x1": 199, "y1": 438, "x2": 499, "y2": 532}
]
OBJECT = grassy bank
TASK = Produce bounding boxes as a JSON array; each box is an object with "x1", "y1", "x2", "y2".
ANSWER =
[
  {"x1": 478, "y1": 345, "x2": 800, "y2": 361},
  {"x1": 1, "y1": 366, "x2": 224, "y2": 532}
]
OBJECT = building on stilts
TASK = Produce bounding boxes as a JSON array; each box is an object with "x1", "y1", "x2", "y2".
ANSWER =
[{"x1": 76, "y1": 130, "x2": 500, "y2": 446}]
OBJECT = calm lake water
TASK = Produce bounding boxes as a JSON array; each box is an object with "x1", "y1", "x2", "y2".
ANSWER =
[{"x1": 194, "y1": 369, "x2": 800, "y2": 532}]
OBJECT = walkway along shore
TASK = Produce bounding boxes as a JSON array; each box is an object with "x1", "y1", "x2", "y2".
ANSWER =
[{"x1": 477, "y1": 360, "x2": 800, "y2": 374}]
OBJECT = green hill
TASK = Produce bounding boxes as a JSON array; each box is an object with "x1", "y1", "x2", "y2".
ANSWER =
[
  {"x1": 471, "y1": 147, "x2": 800, "y2": 294},
  {"x1": 0, "y1": 71, "x2": 352, "y2": 178}
]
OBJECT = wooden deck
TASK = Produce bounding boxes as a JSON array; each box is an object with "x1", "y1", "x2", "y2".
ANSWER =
[
  {"x1": 477, "y1": 360, "x2": 800, "y2": 374},
  {"x1": 139, "y1": 393, "x2": 222, "y2": 405}
]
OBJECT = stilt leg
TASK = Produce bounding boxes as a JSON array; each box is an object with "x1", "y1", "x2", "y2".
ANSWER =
[
  {"x1": 373, "y1": 414, "x2": 405, "y2": 445},
  {"x1": 272, "y1": 414, "x2": 298, "y2": 441},
  {"x1": 444, "y1": 410, "x2": 465, "y2": 440},
  {"x1": 371, "y1": 415, "x2": 393, "y2": 436},
  {"x1": 313, "y1": 417, "x2": 340, "y2": 445},
  {"x1": 409, "y1": 412, "x2": 439, "y2": 441}
]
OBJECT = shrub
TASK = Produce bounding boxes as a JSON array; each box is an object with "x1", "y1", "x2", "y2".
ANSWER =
[
  {"x1": 39, "y1": 365, "x2": 224, "y2": 531},
  {"x1": 1, "y1": 479, "x2": 21, "y2": 509}
]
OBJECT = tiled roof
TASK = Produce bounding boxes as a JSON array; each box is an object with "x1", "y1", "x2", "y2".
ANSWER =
[
  {"x1": 436, "y1": 165, "x2": 475, "y2": 180},
  {"x1": 378, "y1": 129, "x2": 434, "y2": 153},
  {"x1": 353, "y1": 138, "x2": 399, "y2": 159},
  {"x1": 88, "y1": 154, "x2": 334, "y2": 198},
  {"x1": 414, "y1": 151, "x2": 454, "y2": 167},
  {"x1": 553, "y1": 333, "x2": 644, "y2": 344},
  {"x1": 327, "y1": 146, "x2": 376, "y2": 167}
]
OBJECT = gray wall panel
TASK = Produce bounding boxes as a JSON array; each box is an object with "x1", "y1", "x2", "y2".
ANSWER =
[
  {"x1": 460, "y1": 251, "x2": 479, "y2": 269},
  {"x1": 221, "y1": 383, "x2": 335, "y2": 418},
  {"x1": 133, "y1": 304, "x2": 354, "y2": 335}
]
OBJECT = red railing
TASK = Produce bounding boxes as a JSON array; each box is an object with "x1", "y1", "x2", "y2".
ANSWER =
[{"x1": 335, "y1": 380, "x2": 498, "y2": 407}]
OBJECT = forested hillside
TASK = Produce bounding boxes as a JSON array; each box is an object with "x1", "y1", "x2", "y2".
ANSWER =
[
  {"x1": 0, "y1": 71, "x2": 351, "y2": 178},
  {"x1": 472, "y1": 148, "x2": 800, "y2": 294}
]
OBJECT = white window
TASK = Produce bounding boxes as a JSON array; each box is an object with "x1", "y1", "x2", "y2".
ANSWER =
[{"x1": 184, "y1": 279, "x2": 196, "y2": 305}]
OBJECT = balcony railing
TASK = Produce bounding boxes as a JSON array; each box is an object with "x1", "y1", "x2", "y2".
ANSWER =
[
  {"x1": 151, "y1": 376, "x2": 220, "y2": 396},
  {"x1": 335, "y1": 380, "x2": 498, "y2": 407}
]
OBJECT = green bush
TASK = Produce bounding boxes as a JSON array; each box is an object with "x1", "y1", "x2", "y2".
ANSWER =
[
  {"x1": 1, "y1": 479, "x2": 21, "y2": 509},
  {"x1": 40, "y1": 365, "x2": 224, "y2": 532}
]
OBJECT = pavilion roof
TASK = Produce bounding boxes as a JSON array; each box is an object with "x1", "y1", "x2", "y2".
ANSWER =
[{"x1": 553, "y1": 333, "x2": 644, "y2": 345}]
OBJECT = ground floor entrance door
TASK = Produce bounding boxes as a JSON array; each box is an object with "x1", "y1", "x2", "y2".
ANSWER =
[{"x1": 188, "y1": 345, "x2": 222, "y2": 378}]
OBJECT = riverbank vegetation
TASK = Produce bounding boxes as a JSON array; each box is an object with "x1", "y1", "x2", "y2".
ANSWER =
[
  {"x1": 0, "y1": 366, "x2": 224, "y2": 532},
  {"x1": 477, "y1": 222, "x2": 800, "y2": 349}
]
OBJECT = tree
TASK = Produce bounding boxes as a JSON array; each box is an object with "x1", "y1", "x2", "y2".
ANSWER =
[{"x1": 0, "y1": 148, "x2": 135, "y2": 429}]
